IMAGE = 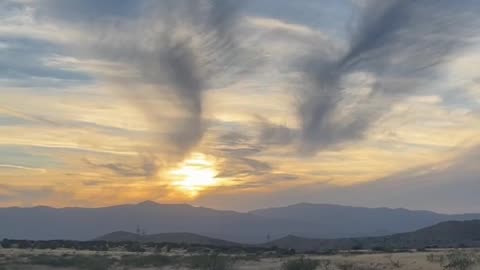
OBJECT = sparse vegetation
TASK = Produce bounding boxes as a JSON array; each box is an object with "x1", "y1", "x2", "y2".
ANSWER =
[
  {"x1": 427, "y1": 253, "x2": 446, "y2": 264},
  {"x1": 0, "y1": 240, "x2": 11, "y2": 249},
  {"x1": 120, "y1": 254, "x2": 175, "y2": 268},
  {"x1": 185, "y1": 254, "x2": 234, "y2": 270},
  {"x1": 386, "y1": 254, "x2": 402, "y2": 268},
  {"x1": 2, "y1": 244, "x2": 480, "y2": 270},
  {"x1": 281, "y1": 257, "x2": 318, "y2": 270},
  {"x1": 318, "y1": 259, "x2": 333, "y2": 270},
  {"x1": 336, "y1": 261, "x2": 355, "y2": 270},
  {"x1": 441, "y1": 250, "x2": 479, "y2": 270},
  {"x1": 28, "y1": 254, "x2": 115, "y2": 270}
]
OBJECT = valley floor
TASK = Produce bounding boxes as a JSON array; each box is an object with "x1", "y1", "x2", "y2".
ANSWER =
[{"x1": 1, "y1": 248, "x2": 479, "y2": 270}]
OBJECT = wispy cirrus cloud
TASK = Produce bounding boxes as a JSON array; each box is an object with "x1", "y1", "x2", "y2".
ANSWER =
[
  {"x1": 295, "y1": 0, "x2": 480, "y2": 154},
  {"x1": 1, "y1": 0, "x2": 480, "y2": 212}
]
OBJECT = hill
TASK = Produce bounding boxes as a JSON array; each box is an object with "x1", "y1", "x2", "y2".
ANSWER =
[
  {"x1": 95, "y1": 231, "x2": 239, "y2": 247},
  {"x1": 1, "y1": 201, "x2": 479, "y2": 243},
  {"x1": 251, "y1": 203, "x2": 480, "y2": 237},
  {"x1": 0, "y1": 201, "x2": 297, "y2": 243},
  {"x1": 266, "y1": 220, "x2": 480, "y2": 251}
]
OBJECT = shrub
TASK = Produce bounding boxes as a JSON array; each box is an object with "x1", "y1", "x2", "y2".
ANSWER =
[
  {"x1": 185, "y1": 254, "x2": 234, "y2": 270},
  {"x1": 385, "y1": 254, "x2": 402, "y2": 268},
  {"x1": 427, "y1": 253, "x2": 445, "y2": 264},
  {"x1": 336, "y1": 261, "x2": 354, "y2": 270},
  {"x1": 0, "y1": 240, "x2": 11, "y2": 249},
  {"x1": 318, "y1": 259, "x2": 332, "y2": 270},
  {"x1": 318, "y1": 249, "x2": 338, "y2": 256},
  {"x1": 351, "y1": 244, "x2": 363, "y2": 250},
  {"x1": 125, "y1": 242, "x2": 146, "y2": 253},
  {"x1": 121, "y1": 254, "x2": 174, "y2": 267},
  {"x1": 441, "y1": 250, "x2": 479, "y2": 270},
  {"x1": 371, "y1": 246, "x2": 393, "y2": 253},
  {"x1": 29, "y1": 255, "x2": 115, "y2": 270},
  {"x1": 233, "y1": 254, "x2": 261, "y2": 262},
  {"x1": 281, "y1": 257, "x2": 318, "y2": 270}
]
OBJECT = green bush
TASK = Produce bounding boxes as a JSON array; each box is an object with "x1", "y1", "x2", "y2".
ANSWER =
[{"x1": 281, "y1": 257, "x2": 318, "y2": 270}]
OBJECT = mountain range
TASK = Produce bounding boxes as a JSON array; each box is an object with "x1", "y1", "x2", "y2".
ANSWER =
[
  {"x1": 266, "y1": 220, "x2": 480, "y2": 251},
  {"x1": 1, "y1": 201, "x2": 479, "y2": 243},
  {"x1": 95, "y1": 231, "x2": 239, "y2": 247}
]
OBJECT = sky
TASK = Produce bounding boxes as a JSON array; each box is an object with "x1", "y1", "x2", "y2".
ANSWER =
[{"x1": 1, "y1": 0, "x2": 480, "y2": 213}]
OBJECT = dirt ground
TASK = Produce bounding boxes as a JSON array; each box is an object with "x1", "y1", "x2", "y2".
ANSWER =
[{"x1": 1, "y1": 248, "x2": 479, "y2": 270}]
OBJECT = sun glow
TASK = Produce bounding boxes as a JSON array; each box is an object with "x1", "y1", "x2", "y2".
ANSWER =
[{"x1": 169, "y1": 153, "x2": 218, "y2": 197}]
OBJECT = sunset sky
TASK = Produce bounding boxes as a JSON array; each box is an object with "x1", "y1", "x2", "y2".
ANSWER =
[{"x1": 1, "y1": 0, "x2": 480, "y2": 213}]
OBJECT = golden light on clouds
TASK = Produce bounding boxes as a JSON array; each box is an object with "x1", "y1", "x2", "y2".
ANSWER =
[{"x1": 168, "y1": 153, "x2": 219, "y2": 197}]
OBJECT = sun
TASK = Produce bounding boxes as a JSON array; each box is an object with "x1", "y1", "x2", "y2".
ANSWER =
[{"x1": 168, "y1": 153, "x2": 218, "y2": 197}]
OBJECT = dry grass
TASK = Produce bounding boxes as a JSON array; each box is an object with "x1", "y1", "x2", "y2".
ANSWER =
[{"x1": 0, "y1": 248, "x2": 479, "y2": 270}]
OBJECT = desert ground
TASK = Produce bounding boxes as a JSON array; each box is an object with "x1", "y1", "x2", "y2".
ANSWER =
[{"x1": 1, "y1": 248, "x2": 479, "y2": 270}]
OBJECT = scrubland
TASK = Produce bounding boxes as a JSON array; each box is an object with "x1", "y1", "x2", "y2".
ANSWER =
[{"x1": 0, "y1": 248, "x2": 479, "y2": 270}]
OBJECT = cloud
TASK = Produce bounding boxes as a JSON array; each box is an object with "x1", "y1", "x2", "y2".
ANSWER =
[
  {"x1": 1, "y1": 0, "x2": 480, "y2": 211},
  {"x1": 295, "y1": 0, "x2": 480, "y2": 154},
  {"x1": 205, "y1": 144, "x2": 480, "y2": 213},
  {"x1": 111, "y1": 1, "x2": 245, "y2": 160},
  {"x1": 255, "y1": 116, "x2": 296, "y2": 146},
  {"x1": 0, "y1": 164, "x2": 46, "y2": 173},
  {"x1": 83, "y1": 156, "x2": 158, "y2": 178},
  {"x1": 40, "y1": 0, "x2": 250, "y2": 165},
  {"x1": 0, "y1": 37, "x2": 91, "y2": 87},
  {"x1": 317, "y1": 145, "x2": 480, "y2": 213}
]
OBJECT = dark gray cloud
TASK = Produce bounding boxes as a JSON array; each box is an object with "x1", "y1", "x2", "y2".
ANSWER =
[
  {"x1": 213, "y1": 129, "x2": 273, "y2": 178},
  {"x1": 216, "y1": 156, "x2": 272, "y2": 179},
  {"x1": 84, "y1": 156, "x2": 159, "y2": 178},
  {"x1": 255, "y1": 116, "x2": 296, "y2": 146},
  {"x1": 297, "y1": 0, "x2": 480, "y2": 154},
  {"x1": 108, "y1": 0, "x2": 246, "y2": 161},
  {"x1": 217, "y1": 131, "x2": 251, "y2": 146},
  {"x1": 26, "y1": 0, "x2": 248, "y2": 164}
]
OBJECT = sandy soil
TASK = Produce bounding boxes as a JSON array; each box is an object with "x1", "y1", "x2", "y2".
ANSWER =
[{"x1": 1, "y1": 248, "x2": 479, "y2": 270}]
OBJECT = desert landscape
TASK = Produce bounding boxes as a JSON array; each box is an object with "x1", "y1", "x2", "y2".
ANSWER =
[
  {"x1": 1, "y1": 203, "x2": 480, "y2": 270},
  {"x1": 2, "y1": 0, "x2": 480, "y2": 269},
  {"x1": 1, "y1": 246, "x2": 480, "y2": 270}
]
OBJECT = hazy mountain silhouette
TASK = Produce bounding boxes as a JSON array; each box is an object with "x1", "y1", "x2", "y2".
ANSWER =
[
  {"x1": 95, "y1": 231, "x2": 239, "y2": 247},
  {"x1": 250, "y1": 203, "x2": 480, "y2": 237},
  {"x1": 1, "y1": 201, "x2": 479, "y2": 243},
  {"x1": 266, "y1": 220, "x2": 480, "y2": 251}
]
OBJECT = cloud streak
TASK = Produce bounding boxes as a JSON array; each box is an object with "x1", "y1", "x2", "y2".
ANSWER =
[
  {"x1": 26, "y1": 0, "x2": 248, "y2": 169},
  {"x1": 296, "y1": 0, "x2": 480, "y2": 154}
]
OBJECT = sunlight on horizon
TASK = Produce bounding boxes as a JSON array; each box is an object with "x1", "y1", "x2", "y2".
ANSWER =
[{"x1": 168, "y1": 153, "x2": 219, "y2": 197}]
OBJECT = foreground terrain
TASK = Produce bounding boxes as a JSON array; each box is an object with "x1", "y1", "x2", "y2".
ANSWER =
[{"x1": 1, "y1": 248, "x2": 479, "y2": 270}]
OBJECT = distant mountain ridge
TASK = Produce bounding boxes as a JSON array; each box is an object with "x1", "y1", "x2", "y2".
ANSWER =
[
  {"x1": 250, "y1": 203, "x2": 480, "y2": 234},
  {"x1": 1, "y1": 201, "x2": 479, "y2": 243},
  {"x1": 95, "y1": 231, "x2": 239, "y2": 247},
  {"x1": 266, "y1": 220, "x2": 480, "y2": 251}
]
